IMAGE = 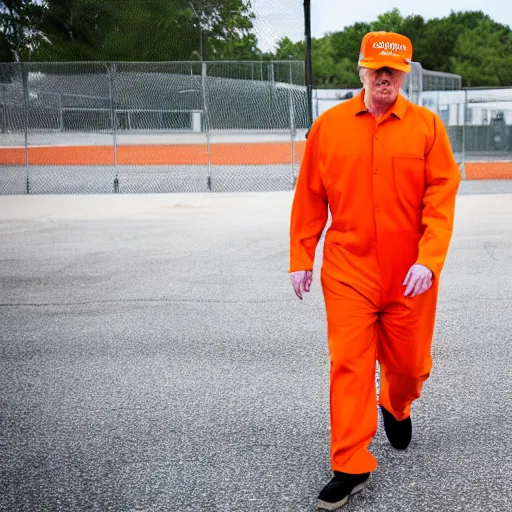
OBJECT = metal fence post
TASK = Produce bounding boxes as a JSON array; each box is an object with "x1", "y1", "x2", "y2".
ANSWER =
[
  {"x1": 110, "y1": 64, "x2": 118, "y2": 167},
  {"x1": 269, "y1": 61, "x2": 275, "y2": 129},
  {"x1": 21, "y1": 63, "x2": 29, "y2": 194},
  {"x1": 59, "y1": 94, "x2": 64, "y2": 132},
  {"x1": 288, "y1": 61, "x2": 296, "y2": 187},
  {"x1": 106, "y1": 63, "x2": 119, "y2": 192},
  {"x1": 201, "y1": 61, "x2": 212, "y2": 191},
  {"x1": 303, "y1": 0, "x2": 313, "y2": 128},
  {"x1": 461, "y1": 89, "x2": 467, "y2": 180},
  {"x1": 1, "y1": 83, "x2": 7, "y2": 134}
]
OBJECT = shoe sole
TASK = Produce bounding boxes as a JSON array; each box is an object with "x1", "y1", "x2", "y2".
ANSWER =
[{"x1": 316, "y1": 478, "x2": 369, "y2": 511}]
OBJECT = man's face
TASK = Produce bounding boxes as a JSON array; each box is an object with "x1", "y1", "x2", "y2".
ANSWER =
[{"x1": 363, "y1": 66, "x2": 405, "y2": 106}]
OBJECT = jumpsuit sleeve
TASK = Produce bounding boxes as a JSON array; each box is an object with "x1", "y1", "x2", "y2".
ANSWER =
[
  {"x1": 289, "y1": 119, "x2": 329, "y2": 273},
  {"x1": 416, "y1": 113, "x2": 462, "y2": 280}
]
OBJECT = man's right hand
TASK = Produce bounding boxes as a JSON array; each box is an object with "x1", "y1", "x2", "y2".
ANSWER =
[{"x1": 290, "y1": 270, "x2": 313, "y2": 300}]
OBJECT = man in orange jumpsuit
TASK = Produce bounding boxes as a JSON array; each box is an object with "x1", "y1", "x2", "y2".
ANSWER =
[{"x1": 289, "y1": 32, "x2": 461, "y2": 510}]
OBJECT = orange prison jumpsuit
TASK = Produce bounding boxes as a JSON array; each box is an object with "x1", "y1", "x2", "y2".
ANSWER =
[{"x1": 289, "y1": 91, "x2": 461, "y2": 474}]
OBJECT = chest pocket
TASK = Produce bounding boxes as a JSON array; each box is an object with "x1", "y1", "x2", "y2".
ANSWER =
[{"x1": 392, "y1": 155, "x2": 425, "y2": 210}]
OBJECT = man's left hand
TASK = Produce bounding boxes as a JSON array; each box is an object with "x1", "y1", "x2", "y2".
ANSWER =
[{"x1": 403, "y1": 264, "x2": 433, "y2": 298}]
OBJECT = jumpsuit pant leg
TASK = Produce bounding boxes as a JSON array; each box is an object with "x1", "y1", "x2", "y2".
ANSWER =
[
  {"x1": 377, "y1": 284, "x2": 440, "y2": 421},
  {"x1": 321, "y1": 271, "x2": 381, "y2": 474}
]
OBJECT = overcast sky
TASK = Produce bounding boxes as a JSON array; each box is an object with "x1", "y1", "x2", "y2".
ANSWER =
[{"x1": 251, "y1": 0, "x2": 511, "y2": 52}]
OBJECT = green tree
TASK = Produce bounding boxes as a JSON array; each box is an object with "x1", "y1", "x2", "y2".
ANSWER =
[
  {"x1": 192, "y1": 0, "x2": 258, "y2": 60},
  {"x1": 14, "y1": 0, "x2": 259, "y2": 62},
  {"x1": 0, "y1": 29, "x2": 13, "y2": 63},
  {"x1": 310, "y1": 36, "x2": 335, "y2": 87},
  {"x1": 370, "y1": 8, "x2": 404, "y2": 33},
  {"x1": 451, "y1": 19, "x2": 512, "y2": 86},
  {"x1": 330, "y1": 22, "x2": 371, "y2": 63},
  {"x1": 307, "y1": 9, "x2": 512, "y2": 88},
  {"x1": 328, "y1": 22, "x2": 372, "y2": 87},
  {"x1": 32, "y1": 0, "x2": 119, "y2": 61},
  {"x1": 4, "y1": 3, "x2": 512, "y2": 88},
  {"x1": 32, "y1": 0, "x2": 202, "y2": 61},
  {"x1": 412, "y1": 10, "x2": 495, "y2": 72},
  {"x1": 273, "y1": 36, "x2": 304, "y2": 61},
  {"x1": 0, "y1": 0, "x2": 45, "y2": 61},
  {"x1": 400, "y1": 14, "x2": 425, "y2": 54}
]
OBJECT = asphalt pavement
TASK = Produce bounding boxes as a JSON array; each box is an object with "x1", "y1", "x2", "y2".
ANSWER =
[{"x1": 1, "y1": 184, "x2": 511, "y2": 511}]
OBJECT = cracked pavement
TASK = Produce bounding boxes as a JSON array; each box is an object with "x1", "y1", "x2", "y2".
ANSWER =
[{"x1": 1, "y1": 182, "x2": 511, "y2": 511}]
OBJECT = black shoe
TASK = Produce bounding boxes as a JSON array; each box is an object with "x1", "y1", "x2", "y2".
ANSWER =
[
  {"x1": 380, "y1": 405, "x2": 412, "y2": 450},
  {"x1": 317, "y1": 471, "x2": 370, "y2": 511}
]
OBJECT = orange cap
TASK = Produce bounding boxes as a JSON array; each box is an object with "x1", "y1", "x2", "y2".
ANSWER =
[{"x1": 358, "y1": 31, "x2": 413, "y2": 73}]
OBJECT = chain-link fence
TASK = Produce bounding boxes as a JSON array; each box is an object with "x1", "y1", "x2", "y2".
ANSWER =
[
  {"x1": 3, "y1": 59, "x2": 510, "y2": 195},
  {"x1": 421, "y1": 89, "x2": 512, "y2": 180},
  {"x1": 0, "y1": 60, "x2": 308, "y2": 194}
]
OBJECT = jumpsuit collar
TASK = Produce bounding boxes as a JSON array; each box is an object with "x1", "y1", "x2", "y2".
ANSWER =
[{"x1": 354, "y1": 89, "x2": 407, "y2": 120}]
